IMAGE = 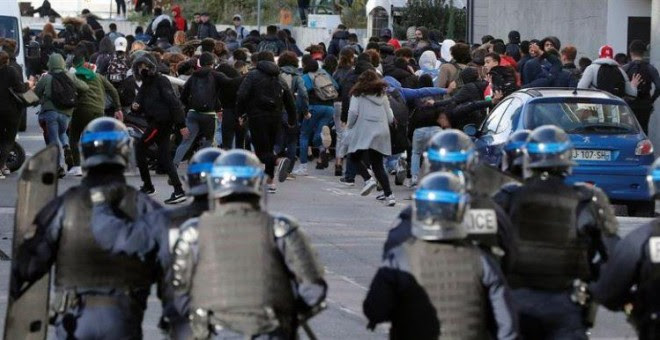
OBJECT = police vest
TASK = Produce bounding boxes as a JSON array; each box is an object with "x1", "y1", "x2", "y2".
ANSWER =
[
  {"x1": 507, "y1": 177, "x2": 590, "y2": 290},
  {"x1": 633, "y1": 221, "x2": 660, "y2": 331},
  {"x1": 55, "y1": 186, "x2": 156, "y2": 290},
  {"x1": 403, "y1": 239, "x2": 488, "y2": 340},
  {"x1": 190, "y1": 205, "x2": 295, "y2": 336}
]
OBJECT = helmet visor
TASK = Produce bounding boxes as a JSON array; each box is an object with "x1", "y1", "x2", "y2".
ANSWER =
[{"x1": 209, "y1": 166, "x2": 264, "y2": 198}]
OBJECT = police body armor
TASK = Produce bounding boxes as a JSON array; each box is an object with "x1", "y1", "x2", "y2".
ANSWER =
[
  {"x1": 632, "y1": 221, "x2": 660, "y2": 339},
  {"x1": 404, "y1": 239, "x2": 488, "y2": 340},
  {"x1": 507, "y1": 177, "x2": 590, "y2": 290},
  {"x1": 55, "y1": 186, "x2": 156, "y2": 295},
  {"x1": 190, "y1": 204, "x2": 295, "y2": 336},
  {"x1": 466, "y1": 194, "x2": 502, "y2": 255}
]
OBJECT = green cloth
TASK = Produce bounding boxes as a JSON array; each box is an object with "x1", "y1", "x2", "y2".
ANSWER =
[
  {"x1": 34, "y1": 54, "x2": 89, "y2": 116},
  {"x1": 75, "y1": 63, "x2": 96, "y2": 81}
]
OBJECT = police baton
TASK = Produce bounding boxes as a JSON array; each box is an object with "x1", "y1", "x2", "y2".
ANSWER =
[{"x1": 301, "y1": 321, "x2": 318, "y2": 340}]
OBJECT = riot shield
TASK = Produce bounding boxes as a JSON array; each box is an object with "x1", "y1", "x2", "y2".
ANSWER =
[
  {"x1": 471, "y1": 163, "x2": 521, "y2": 197},
  {"x1": 4, "y1": 145, "x2": 59, "y2": 340}
]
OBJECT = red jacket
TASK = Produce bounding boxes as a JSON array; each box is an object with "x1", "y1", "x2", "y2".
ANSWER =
[{"x1": 172, "y1": 5, "x2": 187, "y2": 32}]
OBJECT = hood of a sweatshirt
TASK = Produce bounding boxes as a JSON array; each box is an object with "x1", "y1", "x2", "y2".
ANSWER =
[
  {"x1": 47, "y1": 53, "x2": 66, "y2": 72},
  {"x1": 132, "y1": 53, "x2": 158, "y2": 78},
  {"x1": 172, "y1": 5, "x2": 182, "y2": 18},
  {"x1": 256, "y1": 60, "x2": 280, "y2": 76},
  {"x1": 440, "y1": 39, "x2": 455, "y2": 62},
  {"x1": 419, "y1": 50, "x2": 438, "y2": 70},
  {"x1": 280, "y1": 65, "x2": 300, "y2": 75},
  {"x1": 365, "y1": 95, "x2": 386, "y2": 106},
  {"x1": 593, "y1": 58, "x2": 619, "y2": 66}
]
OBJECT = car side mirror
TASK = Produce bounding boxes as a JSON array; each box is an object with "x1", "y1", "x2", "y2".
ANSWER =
[{"x1": 463, "y1": 124, "x2": 478, "y2": 137}]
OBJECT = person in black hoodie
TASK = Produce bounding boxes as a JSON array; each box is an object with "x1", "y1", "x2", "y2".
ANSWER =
[
  {"x1": 340, "y1": 53, "x2": 376, "y2": 124},
  {"x1": 385, "y1": 57, "x2": 419, "y2": 89},
  {"x1": 236, "y1": 51, "x2": 296, "y2": 192},
  {"x1": 328, "y1": 24, "x2": 350, "y2": 57},
  {"x1": 131, "y1": 53, "x2": 188, "y2": 204}
]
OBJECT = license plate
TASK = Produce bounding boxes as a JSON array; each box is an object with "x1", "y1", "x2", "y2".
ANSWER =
[
  {"x1": 463, "y1": 209, "x2": 497, "y2": 234},
  {"x1": 572, "y1": 149, "x2": 611, "y2": 161}
]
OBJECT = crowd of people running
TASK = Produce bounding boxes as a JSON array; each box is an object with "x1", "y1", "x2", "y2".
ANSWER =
[{"x1": 1, "y1": 5, "x2": 659, "y2": 206}]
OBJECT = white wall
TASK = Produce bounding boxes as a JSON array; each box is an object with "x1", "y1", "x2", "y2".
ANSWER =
[{"x1": 606, "y1": 0, "x2": 651, "y2": 55}]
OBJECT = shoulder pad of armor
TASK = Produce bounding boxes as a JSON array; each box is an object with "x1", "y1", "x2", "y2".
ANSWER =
[
  {"x1": 272, "y1": 213, "x2": 300, "y2": 238},
  {"x1": 573, "y1": 183, "x2": 618, "y2": 235},
  {"x1": 573, "y1": 182, "x2": 598, "y2": 201},
  {"x1": 179, "y1": 218, "x2": 200, "y2": 243},
  {"x1": 499, "y1": 182, "x2": 522, "y2": 194}
]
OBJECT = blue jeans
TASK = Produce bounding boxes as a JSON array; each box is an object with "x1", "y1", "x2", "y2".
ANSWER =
[
  {"x1": 38, "y1": 110, "x2": 71, "y2": 165},
  {"x1": 411, "y1": 126, "x2": 442, "y2": 178},
  {"x1": 214, "y1": 117, "x2": 222, "y2": 147},
  {"x1": 173, "y1": 111, "x2": 215, "y2": 165},
  {"x1": 299, "y1": 104, "x2": 334, "y2": 164}
]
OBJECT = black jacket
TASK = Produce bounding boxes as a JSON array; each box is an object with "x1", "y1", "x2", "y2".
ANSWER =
[
  {"x1": 133, "y1": 54, "x2": 185, "y2": 128},
  {"x1": 0, "y1": 64, "x2": 28, "y2": 117},
  {"x1": 340, "y1": 61, "x2": 374, "y2": 123},
  {"x1": 384, "y1": 65, "x2": 419, "y2": 89},
  {"x1": 236, "y1": 61, "x2": 296, "y2": 125},
  {"x1": 214, "y1": 63, "x2": 243, "y2": 111},
  {"x1": 181, "y1": 68, "x2": 238, "y2": 112},
  {"x1": 327, "y1": 30, "x2": 349, "y2": 57},
  {"x1": 257, "y1": 35, "x2": 286, "y2": 56},
  {"x1": 197, "y1": 22, "x2": 219, "y2": 40}
]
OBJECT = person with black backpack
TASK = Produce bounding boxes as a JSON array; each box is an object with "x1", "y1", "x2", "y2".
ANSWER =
[
  {"x1": 236, "y1": 51, "x2": 297, "y2": 193},
  {"x1": 624, "y1": 40, "x2": 660, "y2": 134},
  {"x1": 174, "y1": 52, "x2": 237, "y2": 166},
  {"x1": 257, "y1": 25, "x2": 286, "y2": 56},
  {"x1": 578, "y1": 44, "x2": 641, "y2": 99},
  {"x1": 34, "y1": 53, "x2": 89, "y2": 177}
]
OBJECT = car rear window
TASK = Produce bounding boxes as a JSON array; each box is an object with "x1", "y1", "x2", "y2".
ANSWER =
[{"x1": 525, "y1": 99, "x2": 640, "y2": 134}]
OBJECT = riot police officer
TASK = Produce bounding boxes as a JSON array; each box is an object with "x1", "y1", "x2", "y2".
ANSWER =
[
  {"x1": 171, "y1": 149, "x2": 327, "y2": 339},
  {"x1": 493, "y1": 125, "x2": 619, "y2": 339},
  {"x1": 10, "y1": 117, "x2": 163, "y2": 339},
  {"x1": 383, "y1": 129, "x2": 513, "y2": 259},
  {"x1": 364, "y1": 172, "x2": 519, "y2": 339},
  {"x1": 589, "y1": 158, "x2": 660, "y2": 340},
  {"x1": 500, "y1": 129, "x2": 531, "y2": 179},
  {"x1": 89, "y1": 147, "x2": 223, "y2": 338}
]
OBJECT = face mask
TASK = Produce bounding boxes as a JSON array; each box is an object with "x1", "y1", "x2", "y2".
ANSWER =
[{"x1": 140, "y1": 68, "x2": 150, "y2": 78}]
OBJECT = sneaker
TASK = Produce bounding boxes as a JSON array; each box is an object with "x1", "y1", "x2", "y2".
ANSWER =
[
  {"x1": 376, "y1": 194, "x2": 387, "y2": 201},
  {"x1": 164, "y1": 191, "x2": 187, "y2": 204},
  {"x1": 321, "y1": 126, "x2": 332, "y2": 148},
  {"x1": 277, "y1": 158, "x2": 292, "y2": 183},
  {"x1": 1, "y1": 167, "x2": 9, "y2": 175},
  {"x1": 68, "y1": 166, "x2": 83, "y2": 177},
  {"x1": 334, "y1": 164, "x2": 343, "y2": 176},
  {"x1": 286, "y1": 173, "x2": 296, "y2": 180},
  {"x1": 385, "y1": 195, "x2": 396, "y2": 207},
  {"x1": 404, "y1": 176, "x2": 418, "y2": 188},
  {"x1": 268, "y1": 184, "x2": 277, "y2": 193},
  {"x1": 139, "y1": 185, "x2": 156, "y2": 195},
  {"x1": 340, "y1": 177, "x2": 355, "y2": 186},
  {"x1": 0, "y1": 173, "x2": 5, "y2": 179},
  {"x1": 292, "y1": 164, "x2": 309, "y2": 176},
  {"x1": 361, "y1": 178, "x2": 377, "y2": 196}
]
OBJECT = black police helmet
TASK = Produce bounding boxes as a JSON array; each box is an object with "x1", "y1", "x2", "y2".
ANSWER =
[
  {"x1": 187, "y1": 148, "x2": 223, "y2": 197},
  {"x1": 80, "y1": 117, "x2": 131, "y2": 170},
  {"x1": 412, "y1": 172, "x2": 469, "y2": 241},
  {"x1": 501, "y1": 129, "x2": 531, "y2": 176},
  {"x1": 209, "y1": 150, "x2": 264, "y2": 199},
  {"x1": 523, "y1": 125, "x2": 576, "y2": 175},
  {"x1": 424, "y1": 129, "x2": 477, "y2": 174}
]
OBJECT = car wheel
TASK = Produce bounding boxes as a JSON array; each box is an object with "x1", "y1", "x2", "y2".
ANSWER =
[{"x1": 627, "y1": 201, "x2": 656, "y2": 217}]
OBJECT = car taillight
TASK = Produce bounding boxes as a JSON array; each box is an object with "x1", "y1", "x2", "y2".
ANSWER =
[{"x1": 636, "y1": 139, "x2": 654, "y2": 156}]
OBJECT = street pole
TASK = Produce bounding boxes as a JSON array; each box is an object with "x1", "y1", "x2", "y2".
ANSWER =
[{"x1": 257, "y1": 0, "x2": 262, "y2": 32}]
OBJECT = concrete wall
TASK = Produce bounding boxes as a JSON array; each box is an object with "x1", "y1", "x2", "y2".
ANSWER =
[
  {"x1": 471, "y1": 0, "x2": 489, "y2": 44},
  {"x1": 606, "y1": 0, "x2": 651, "y2": 55},
  {"x1": 472, "y1": 0, "x2": 609, "y2": 59},
  {"x1": 21, "y1": 17, "x2": 368, "y2": 52}
]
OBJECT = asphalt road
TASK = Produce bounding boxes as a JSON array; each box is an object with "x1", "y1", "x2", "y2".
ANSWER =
[{"x1": 0, "y1": 109, "x2": 646, "y2": 339}]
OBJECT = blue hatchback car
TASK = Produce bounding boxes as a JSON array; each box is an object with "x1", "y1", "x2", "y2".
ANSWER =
[{"x1": 467, "y1": 88, "x2": 655, "y2": 216}]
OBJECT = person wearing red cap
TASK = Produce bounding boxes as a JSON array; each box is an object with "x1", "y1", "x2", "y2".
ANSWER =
[{"x1": 577, "y1": 44, "x2": 641, "y2": 98}]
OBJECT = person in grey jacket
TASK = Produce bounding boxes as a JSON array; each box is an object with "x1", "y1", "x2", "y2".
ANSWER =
[
  {"x1": 577, "y1": 44, "x2": 641, "y2": 97},
  {"x1": 345, "y1": 69, "x2": 395, "y2": 206}
]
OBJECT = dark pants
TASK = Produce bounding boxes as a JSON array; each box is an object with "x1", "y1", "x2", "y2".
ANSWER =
[
  {"x1": 630, "y1": 100, "x2": 654, "y2": 135},
  {"x1": 0, "y1": 112, "x2": 20, "y2": 169},
  {"x1": 70, "y1": 109, "x2": 101, "y2": 166},
  {"x1": 116, "y1": 0, "x2": 126, "y2": 15},
  {"x1": 136, "y1": 123, "x2": 182, "y2": 190},
  {"x1": 351, "y1": 149, "x2": 392, "y2": 196},
  {"x1": 249, "y1": 115, "x2": 281, "y2": 179},
  {"x1": 512, "y1": 288, "x2": 588, "y2": 340},
  {"x1": 275, "y1": 122, "x2": 298, "y2": 170},
  {"x1": 221, "y1": 109, "x2": 246, "y2": 149}
]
